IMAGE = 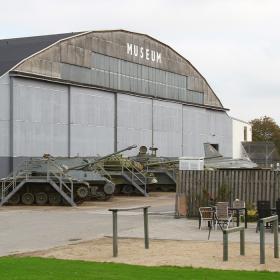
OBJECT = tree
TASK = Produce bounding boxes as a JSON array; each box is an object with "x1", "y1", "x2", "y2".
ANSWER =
[{"x1": 250, "y1": 116, "x2": 280, "y2": 154}]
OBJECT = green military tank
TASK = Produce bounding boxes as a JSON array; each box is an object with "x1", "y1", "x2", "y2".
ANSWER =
[
  {"x1": 97, "y1": 152, "x2": 158, "y2": 196},
  {"x1": 129, "y1": 146, "x2": 179, "y2": 192},
  {"x1": 0, "y1": 146, "x2": 138, "y2": 206},
  {"x1": 62, "y1": 145, "x2": 139, "y2": 199},
  {"x1": 0, "y1": 154, "x2": 90, "y2": 206}
]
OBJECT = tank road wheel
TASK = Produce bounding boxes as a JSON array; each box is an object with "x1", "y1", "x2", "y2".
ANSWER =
[
  {"x1": 95, "y1": 191, "x2": 106, "y2": 201},
  {"x1": 21, "y1": 193, "x2": 35, "y2": 205},
  {"x1": 122, "y1": 185, "x2": 134, "y2": 195},
  {"x1": 35, "y1": 192, "x2": 48, "y2": 206},
  {"x1": 48, "y1": 193, "x2": 62, "y2": 206},
  {"x1": 104, "y1": 182, "x2": 115, "y2": 195},
  {"x1": 76, "y1": 186, "x2": 89, "y2": 199},
  {"x1": 8, "y1": 193, "x2": 20, "y2": 205}
]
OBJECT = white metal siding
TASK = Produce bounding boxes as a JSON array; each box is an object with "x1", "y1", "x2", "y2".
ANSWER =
[
  {"x1": 232, "y1": 118, "x2": 252, "y2": 158},
  {"x1": 13, "y1": 78, "x2": 68, "y2": 156},
  {"x1": 0, "y1": 74, "x2": 10, "y2": 157},
  {"x1": 182, "y1": 107, "x2": 232, "y2": 157},
  {"x1": 70, "y1": 87, "x2": 115, "y2": 156},
  {"x1": 153, "y1": 100, "x2": 183, "y2": 157},
  {"x1": 117, "y1": 94, "x2": 152, "y2": 155},
  {"x1": 182, "y1": 106, "x2": 208, "y2": 157}
]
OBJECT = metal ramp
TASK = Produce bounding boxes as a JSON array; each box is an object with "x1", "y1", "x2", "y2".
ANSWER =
[
  {"x1": 121, "y1": 167, "x2": 148, "y2": 196},
  {"x1": 0, "y1": 158, "x2": 76, "y2": 206},
  {"x1": 95, "y1": 160, "x2": 149, "y2": 196}
]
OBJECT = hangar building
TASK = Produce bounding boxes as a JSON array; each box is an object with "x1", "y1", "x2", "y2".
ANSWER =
[{"x1": 0, "y1": 30, "x2": 247, "y2": 177}]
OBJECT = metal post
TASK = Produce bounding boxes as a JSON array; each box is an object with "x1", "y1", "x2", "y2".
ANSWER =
[
  {"x1": 236, "y1": 211, "x2": 240, "y2": 227},
  {"x1": 245, "y1": 208, "x2": 248, "y2": 229},
  {"x1": 260, "y1": 221, "x2": 265, "y2": 264},
  {"x1": 273, "y1": 220, "x2": 279, "y2": 259},
  {"x1": 113, "y1": 210, "x2": 118, "y2": 257},
  {"x1": 144, "y1": 207, "x2": 149, "y2": 249},
  {"x1": 240, "y1": 229, "x2": 245, "y2": 256},
  {"x1": 223, "y1": 231, "x2": 228, "y2": 261}
]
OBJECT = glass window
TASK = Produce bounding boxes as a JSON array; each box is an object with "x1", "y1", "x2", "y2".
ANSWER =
[{"x1": 90, "y1": 52, "x2": 204, "y2": 105}]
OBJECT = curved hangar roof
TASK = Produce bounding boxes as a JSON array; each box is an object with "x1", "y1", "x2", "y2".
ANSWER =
[{"x1": 1, "y1": 30, "x2": 225, "y2": 110}]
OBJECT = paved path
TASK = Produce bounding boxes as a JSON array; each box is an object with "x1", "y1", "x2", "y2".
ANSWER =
[
  {"x1": 0, "y1": 192, "x2": 277, "y2": 256},
  {"x1": 0, "y1": 193, "x2": 174, "y2": 256}
]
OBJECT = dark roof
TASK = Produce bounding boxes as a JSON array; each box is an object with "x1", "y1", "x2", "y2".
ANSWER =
[{"x1": 0, "y1": 32, "x2": 82, "y2": 76}]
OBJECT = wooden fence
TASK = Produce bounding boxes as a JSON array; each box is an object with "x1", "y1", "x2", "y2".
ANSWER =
[{"x1": 176, "y1": 170, "x2": 280, "y2": 217}]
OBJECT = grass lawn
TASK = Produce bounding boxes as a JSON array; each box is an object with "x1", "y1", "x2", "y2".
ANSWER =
[{"x1": 0, "y1": 257, "x2": 279, "y2": 280}]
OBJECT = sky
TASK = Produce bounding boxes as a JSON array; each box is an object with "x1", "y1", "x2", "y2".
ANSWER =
[{"x1": 1, "y1": 0, "x2": 279, "y2": 124}]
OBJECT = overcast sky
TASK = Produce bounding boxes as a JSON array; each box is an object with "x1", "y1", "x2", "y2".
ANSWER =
[{"x1": 1, "y1": 0, "x2": 279, "y2": 124}]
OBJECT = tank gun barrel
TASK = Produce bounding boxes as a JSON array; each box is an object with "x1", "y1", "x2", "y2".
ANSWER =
[
  {"x1": 67, "y1": 145, "x2": 137, "y2": 171},
  {"x1": 145, "y1": 159, "x2": 179, "y2": 167}
]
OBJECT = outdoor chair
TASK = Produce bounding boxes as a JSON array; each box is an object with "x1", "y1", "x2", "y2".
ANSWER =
[
  {"x1": 198, "y1": 207, "x2": 214, "y2": 229},
  {"x1": 215, "y1": 202, "x2": 233, "y2": 230},
  {"x1": 232, "y1": 199, "x2": 246, "y2": 226},
  {"x1": 256, "y1": 200, "x2": 272, "y2": 232}
]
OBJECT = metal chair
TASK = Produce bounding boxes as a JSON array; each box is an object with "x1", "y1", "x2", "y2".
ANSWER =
[
  {"x1": 215, "y1": 202, "x2": 233, "y2": 229},
  {"x1": 256, "y1": 200, "x2": 271, "y2": 232},
  {"x1": 199, "y1": 207, "x2": 214, "y2": 229}
]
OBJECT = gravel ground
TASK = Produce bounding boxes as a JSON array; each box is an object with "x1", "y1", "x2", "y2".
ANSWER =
[{"x1": 22, "y1": 237, "x2": 280, "y2": 272}]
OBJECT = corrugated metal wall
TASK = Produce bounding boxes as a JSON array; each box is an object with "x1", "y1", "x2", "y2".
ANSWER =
[
  {"x1": 12, "y1": 79, "x2": 69, "y2": 156},
  {"x1": 153, "y1": 100, "x2": 183, "y2": 157},
  {"x1": 0, "y1": 74, "x2": 10, "y2": 177},
  {"x1": 0, "y1": 74, "x2": 10, "y2": 157},
  {"x1": 0, "y1": 77, "x2": 233, "y2": 176},
  {"x1": 117, "y1": 94, "x2": 152, "y2": 155},
  {"x1": 70, "y1": 87, "x2": 115, "y2": 156},
  {"x1": 182, "y1": 107, "x2": 232, "y2": 157}
]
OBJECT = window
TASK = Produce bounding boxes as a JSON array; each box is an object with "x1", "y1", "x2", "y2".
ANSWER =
[
  {"x1": 91, "y1": 52, "x2": 204, "y2": 104},
  {"x1": 210, "y1": 144, "x2": 219, "y2": 151}
]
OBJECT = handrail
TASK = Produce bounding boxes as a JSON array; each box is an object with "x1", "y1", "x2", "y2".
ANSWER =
[
  {"x1": 223, "y1": 226, "x2": 245, "y2": 261},
  {"x1": 91, "y1": 163, "x2": 112, "y2": 180},
  {"x1": 259, "y1": 215, "x2": 279, "y2": 264},
  {"x1": 108, "y1": 206, "x2": 150, "y2": 257},
  {"x1": 123, "y1": 166, "x2": 146, "y2": 185}
]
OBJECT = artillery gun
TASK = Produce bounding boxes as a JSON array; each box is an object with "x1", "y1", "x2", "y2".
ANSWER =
[
  {"x1": 130, "y1": 146, "x2": 179, "y2": 192},
  {"x1": 0, "y1": 155, "x2": 90, "y2": 207}
]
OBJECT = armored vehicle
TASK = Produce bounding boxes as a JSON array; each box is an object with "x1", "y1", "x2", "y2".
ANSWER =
[
  {"x1": 0, "y1": 155, "x2": 90, "y2": 207},
  {"x1": 61, "y1": 145, "x2": 140, "y2": 198},
  {"x1": 130, "y1": 146, "x2": 178, "y2": 192},
  {"x1": 97, "y1": 153, "x2": 158, "y2": 196}
]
